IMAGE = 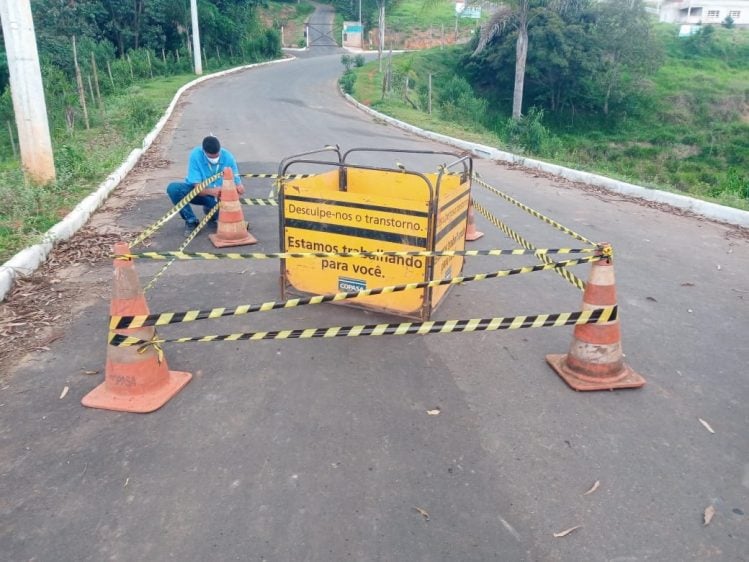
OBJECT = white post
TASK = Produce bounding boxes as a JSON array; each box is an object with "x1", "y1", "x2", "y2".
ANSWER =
[
  {"x1": 281, "y1": 25, "x2": 285, "y2": 47},
  {"x1": 0, "y1": 0, "x2": 56, "y2": 183},
  {"x1": 306, "y1": 24, "x2": 310, "y2": 49},
  {"x1": 190, "y1": 0, "x2": 202, "y2": 75}
]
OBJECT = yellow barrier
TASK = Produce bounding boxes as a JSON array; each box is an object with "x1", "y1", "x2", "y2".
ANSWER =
[{"x1": 279, "y1": 149, "x2": 472, "y2": 320}]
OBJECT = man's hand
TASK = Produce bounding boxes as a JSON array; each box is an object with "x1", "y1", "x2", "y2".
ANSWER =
[{"x1": 236, "y1": 183, "x2": 245, "y2": 196}]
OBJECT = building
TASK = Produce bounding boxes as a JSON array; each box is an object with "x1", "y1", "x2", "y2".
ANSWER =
[{"x1": 649, "y1": 1, "x2": 749, "y2": 25}]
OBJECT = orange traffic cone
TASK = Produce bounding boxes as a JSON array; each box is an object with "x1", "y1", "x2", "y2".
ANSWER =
[
  {"x1": 546, "y1": 245, "x2": 645, "y2": 391},
  {"x1": 209, "y1": 167, "x2": 257, "y2": 247},
  {"x1": 465, "y1": 200, "x2": 484, "y2": 241},
  {"x1": 82, "y1": 242, "x2": 192, "y2": 413}
]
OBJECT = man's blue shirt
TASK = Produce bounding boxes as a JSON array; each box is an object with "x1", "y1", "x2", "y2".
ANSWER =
[{"x1": 185, "y1": 146, "x2": 241, "y2": 187}]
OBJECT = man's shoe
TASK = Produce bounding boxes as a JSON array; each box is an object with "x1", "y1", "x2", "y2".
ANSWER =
[{"x1": 183, "y1": 221, "x2": 199, "y2": 237}]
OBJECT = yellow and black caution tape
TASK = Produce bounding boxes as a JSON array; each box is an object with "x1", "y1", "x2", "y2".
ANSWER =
[
  {"x1": 241, "y1": 198, "x2": 279, "y2": 206},
  {"x1": 122, "y1": 247, "x2": 598, "y2": 262},
  {"x1": 473, "y1": 172, "x2": 595, "y2": 245},
  {"x1": 109, "y1": 305, "x2": 617, "y2": 347},
  {"x1": 239, "y1": 173, "x2": 315, "y2": 180},
  {"x1": 110, "y1": 256, "x2": 598, "y2": 329},
  {"x1": 471, "y1": 199, "x2": 588, "y2": 291},
  {"x1": 143, "y1": 205, "x2": 220, "y2": 292},
  {"x1": 131, "y1": 171, "x2": 223, "y2": 248}
]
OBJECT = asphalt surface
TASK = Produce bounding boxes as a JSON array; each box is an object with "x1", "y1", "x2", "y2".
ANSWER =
[{"x1": 1, "y1": 12, "x2": 748, "y2": 562}]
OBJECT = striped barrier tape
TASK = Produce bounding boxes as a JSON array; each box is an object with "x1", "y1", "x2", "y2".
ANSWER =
[
  {"x1": 109, "y1": 306, "x2": 617, "y2": 347},
  {"x1": 131, "y1": 171, "x2": 223, "y2": 248},
  {"x1": 472, "y1": 172, "x2": 595, "y2": 245},
  {"x1": 110, "y1": 256, "x2": 599, "y2": 329},
  {"x1": 239, "y1": 173, "x2": 316, "y2": 180},
  {"x1": 471, "y1": 199, "x2": 588, "y2": 291},
  {"x1": 143, "y1": 205, "x2": 220, "y2": 292},
  {"x1": 241, "y1": 198, "x2": 279, "y2": 206},
  {"x1": 121, "y1": 247, "x2": 598, "y2": 262}
]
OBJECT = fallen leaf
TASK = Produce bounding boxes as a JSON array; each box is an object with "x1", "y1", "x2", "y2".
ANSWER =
[
  {"x1": 553, "y1": 525, "x2": 581, "y2": 538},
  {"x1": 703, "y1": 505, "x2": 716, "y2": 526},
  {"x1": 681, "y1": 282, "x2": 695, "y2": 287},
  {"x1": 59, "y1": 386, "x2": 69, "y2": 399},
  {"x1": 583, "y1": 480, "x2": 600, "y2": 495},
  {"x1": 413, "y1": 506, "x2": 430, "y2": 520},
  {"x1": 124, "y1": 477, "x2": 129, "y2": 487},
  {"x1": 698, "y1": 418, "x2": 715, "y2": 434},
  {"x1": 646, "y1": 296, "x2": 657, "y2": 302},
  {"x1": 82, "y1": 370, "x2": 99, "y2": 376},
  {"x1": 427, "y1": 408, "x2": 441, "y2": 416}
]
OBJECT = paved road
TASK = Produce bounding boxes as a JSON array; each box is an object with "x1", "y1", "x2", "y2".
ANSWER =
[{"x1": 1, "y1": 33, "x2": 748, "y2": 562}]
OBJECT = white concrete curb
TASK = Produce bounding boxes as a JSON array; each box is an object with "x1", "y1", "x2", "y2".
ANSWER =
[
  {"x1": 343, "y1": 92, "x2": 749, "y2": 229},
  {"x1": 0, "y1": 57, "x2": 293, "y2": 302}
]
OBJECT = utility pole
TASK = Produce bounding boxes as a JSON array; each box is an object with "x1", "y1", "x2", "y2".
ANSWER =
[
  {"x1": 0, "y1": 0, "x2": 56, "y2": 184},
  {"x1": 190, "y1": 0, "x2": 202, "y2": 75}
]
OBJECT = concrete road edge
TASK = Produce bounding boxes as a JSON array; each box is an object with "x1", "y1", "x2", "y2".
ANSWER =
[
  {"x1": 0, "y1": 57, "x2": 293, "y2": 302},
  {"x1": 341, "y1": 91, "x2": 749, "y2": 230}
]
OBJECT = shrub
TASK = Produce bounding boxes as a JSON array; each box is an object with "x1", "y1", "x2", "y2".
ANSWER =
[
  {"x1": 436, "y1": 75, "x2": 487, "y2": 125},
  {"x1": 120, "y1": 93, "x2": 161, "y2": 136},
  {"x1": 500, "y1": 107, "x2": 555, "y2": 155},
  {"x1": 339, "y1": 70, "x2": 356, "y2": 94},
  {"x1": 354, "y1": 54, "x2": 365, "y2": 67}
]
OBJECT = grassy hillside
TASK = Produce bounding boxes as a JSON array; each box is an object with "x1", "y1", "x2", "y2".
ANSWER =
[{"x1": 350, "y1": 22, "x2": 749, "y2": 211}]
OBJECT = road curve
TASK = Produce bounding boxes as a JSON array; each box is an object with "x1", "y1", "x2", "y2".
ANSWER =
[{"x1": 0, "y1": 43, "x2": 748, "y2": 562}]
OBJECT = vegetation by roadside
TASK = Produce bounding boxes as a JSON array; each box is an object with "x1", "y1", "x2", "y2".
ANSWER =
[
  {"x1": 259, "y1": 1, "x2": 315, "y2": 47},
  {"x1": 0, "y1": 0, "x2": 295, "y2": 264},
  {"x1": 329, "y1": 0, "x2": 482, "y2": 50},
  {"x1": 346, "y1": 17, "x2": 749, "y2": 212}
]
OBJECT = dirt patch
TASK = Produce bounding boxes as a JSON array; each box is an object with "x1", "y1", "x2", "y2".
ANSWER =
[
  {"x1": 0, "y1": 228, "x2": 119, "y2": 379},
  {"x1": 0, "y1": 137, "x2": 177, "y2": 380}
]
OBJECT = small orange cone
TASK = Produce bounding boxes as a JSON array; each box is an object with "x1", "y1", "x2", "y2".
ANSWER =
[
  {"x1": 209, "y1": 167, "x2": 258, "y2": 247},
  {"x1": 82, "y1": 242, "x2": 192, "y2": 413},
  {"x1": 546, "y1": 244, "x2": 645, "y2": 391},
  {"x1": 465, "y1": 200, "x2": 484, "y2": 241}
]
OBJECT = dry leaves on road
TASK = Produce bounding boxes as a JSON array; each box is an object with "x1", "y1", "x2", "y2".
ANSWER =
[
  {"x1": 703, "y1": 505, "x2": 716, "y2": 526},
  {"x1": 0, "y1": 228, "x2": 122, "y2": 378},
  {"x1": 698, "y1": 418, "x2": 716, "y2": 434},
  {"x1": 583, "y1": 480, "x2": 600, "y2": 496},
  {"x1": 412, "y1": 506, "x2": 430, "y2": 521},
  {"x1": 553, "y1": 525, "x2": 581, "y2": 538}
]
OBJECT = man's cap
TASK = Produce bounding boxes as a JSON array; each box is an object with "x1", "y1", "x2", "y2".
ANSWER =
[{"x1": 202, "y1": 135, "x2": 221, "y2": 155}]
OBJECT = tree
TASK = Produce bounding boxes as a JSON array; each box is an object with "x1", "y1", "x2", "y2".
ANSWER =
[
  {"x1": 587, "y1": 0, "x2": 662, "y2": 116},
  {"x1": 523, "y1": 9, "x2": 594, "y2": 113},
  {"x1": 473, "y1": 0, "x2": 589, "y2": 119}
]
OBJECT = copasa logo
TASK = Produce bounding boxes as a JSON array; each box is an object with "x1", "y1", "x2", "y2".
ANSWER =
[{"x1": 339, "y1": 277, "x2": 366, "y2": 293}]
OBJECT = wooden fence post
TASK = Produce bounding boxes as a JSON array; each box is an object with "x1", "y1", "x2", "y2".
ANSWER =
[
  {"x1": 72, "y1": 36, "x2": 90, "y2": 130},
  {"x1": 106, "y1": 60, "x2": 115, "y2": 88},
  {"x1": 7, "y1": 121, "x2": 17, "y2": 158}
]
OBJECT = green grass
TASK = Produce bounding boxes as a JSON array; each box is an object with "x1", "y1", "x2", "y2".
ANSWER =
[
  {"x1": 386, "y1": 0, "x2": 482, "y2": 33},
  {"x1": 350, "y1": 25, "x2": 749, "y2": 211},
  {"x1": 0, "y1": 73, "x2": 223, "y2": 263},
  {"x1": 258, "y1": 1, "x2": 314, "y2": 47}
]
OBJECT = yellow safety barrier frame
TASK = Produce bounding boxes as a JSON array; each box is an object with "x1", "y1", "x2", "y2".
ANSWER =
[{"x1": 278, "y1": 147, "x2": 472, "y2": 320}]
